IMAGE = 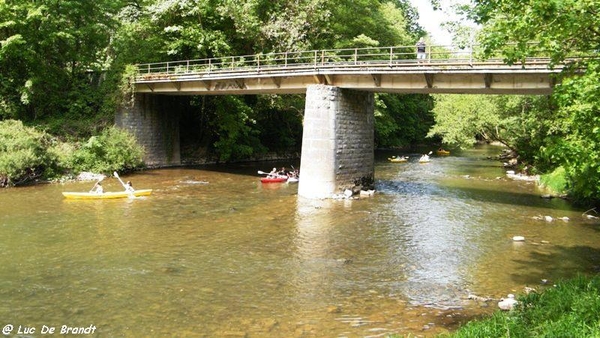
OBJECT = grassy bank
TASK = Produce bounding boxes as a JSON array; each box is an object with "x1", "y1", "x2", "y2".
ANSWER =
[
  {"x1": 443, "y1": 274, "x2": 600, "y2": 337},
  {"x1": 539, "y1": 166, "x2": 568, "y2": 197}
]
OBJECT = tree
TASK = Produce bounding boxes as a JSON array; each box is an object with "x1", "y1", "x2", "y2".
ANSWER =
[
  {"x1": 376, "y1": 93, "x2": 435, "y2": 148},
  {"x1": 0, "y1": 0, "x2": 126, "y2": 122},
  {"x1": 467, "y1": 0, "x2": 600, "y2": 203},
  {"x1": 470, "y1": 0, "x2": 599, "y2": 65},
  {"x1": 427, "y1": 94, "x2": 500, "y2": 148}
]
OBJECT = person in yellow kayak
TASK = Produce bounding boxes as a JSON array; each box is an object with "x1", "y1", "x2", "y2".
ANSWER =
[
  {"x1": 91, "y1": 182, "x2": 104, "y2": 194},
  {"x1": 125, "y1": 181, "x2": 135, "y2": 193}
]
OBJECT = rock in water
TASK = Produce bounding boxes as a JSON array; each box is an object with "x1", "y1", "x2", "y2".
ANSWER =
[{"x1": 498, "y1": 294, "x2": 518, "y2": 310}]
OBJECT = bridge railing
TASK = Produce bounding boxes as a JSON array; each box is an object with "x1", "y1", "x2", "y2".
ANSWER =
[{"x1": 134, "y1": 44, "x2": 556, "y2": 82}]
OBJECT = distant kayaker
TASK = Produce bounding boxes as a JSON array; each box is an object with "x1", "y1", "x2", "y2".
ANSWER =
[
  {"x1": 125, "y1": 181, "x2": 135, "y2": 192},
  {"x1": 278, "y1": 167, "x2": 289, "y2": 176}
]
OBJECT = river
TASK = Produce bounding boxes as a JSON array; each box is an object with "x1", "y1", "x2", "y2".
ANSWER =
[{"x1": 1, "y1": 145, "x2": 599, "y2": 337}]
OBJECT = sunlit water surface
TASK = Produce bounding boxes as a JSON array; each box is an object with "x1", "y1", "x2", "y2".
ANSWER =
[{"x1": 2, "y1": 145, "x2": 600, "y2": 337}]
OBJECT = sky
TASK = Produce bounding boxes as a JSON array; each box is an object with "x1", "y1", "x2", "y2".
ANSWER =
[{"x1": 409, "y1": 0, "x2": 461, "y2": 46}]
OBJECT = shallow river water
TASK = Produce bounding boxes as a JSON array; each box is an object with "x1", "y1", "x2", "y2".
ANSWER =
[{"x1": 2, "y1": 145, "x2": 600, "y2": 337}]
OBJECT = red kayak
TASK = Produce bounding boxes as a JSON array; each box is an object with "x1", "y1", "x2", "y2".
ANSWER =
[{"x1": 260, "y1": 176, "x2": 288, "y2": 183}]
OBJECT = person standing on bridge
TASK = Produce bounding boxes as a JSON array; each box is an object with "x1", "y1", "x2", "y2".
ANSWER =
[{"x1": 416, "y1": 37, "x2": 427, "y2": 62}]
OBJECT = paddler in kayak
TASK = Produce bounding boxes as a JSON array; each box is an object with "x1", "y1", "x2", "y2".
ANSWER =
[
  {"x1": 125, "y1": 181, "x2": 135, "y2": 193},
  {"x1": 278, "y1": 167, "x2": 290, "y2": 176},
  {"x1": 90, "y1": 182, "x2": 104, "y2": 194},
  {"x1": 268, "y1": 167, "x2": 278, "y2": 177}
]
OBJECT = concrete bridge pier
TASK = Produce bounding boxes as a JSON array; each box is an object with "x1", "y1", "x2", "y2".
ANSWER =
[
  {"x1": 298, "y1": 85, "x2": 374, "y2": 199},
  {"x1": 115, "y1": 94, "x2": 181, "y2": 167}
]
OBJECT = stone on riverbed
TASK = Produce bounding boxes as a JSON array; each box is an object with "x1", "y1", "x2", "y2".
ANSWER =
[
  {"x1": 498, "y1": 294, "x2": 518, "y2": 310},
  {"x1": 76, "y1": 172, "x2": 106, "y2": 181}
]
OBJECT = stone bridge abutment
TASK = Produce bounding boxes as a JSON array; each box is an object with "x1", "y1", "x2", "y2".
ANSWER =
[
  {"x1": 116, "y1": 94, "x2": 181, "y2": 167},
  {"x1": 298, "y1": 85, "x2": 374, "y2": 198}
]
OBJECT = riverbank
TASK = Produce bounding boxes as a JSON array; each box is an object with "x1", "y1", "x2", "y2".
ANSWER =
[{"x1": 444, "y1": 274, "x2": 600, "y2": 337}]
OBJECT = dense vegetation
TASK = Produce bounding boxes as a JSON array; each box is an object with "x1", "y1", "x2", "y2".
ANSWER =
[
  {"x1": 0, "y1": 120, "x2": 143, "y2": 186},
  {"x1": 428, "y1": 0, "x2": 600, "y2": 206}
]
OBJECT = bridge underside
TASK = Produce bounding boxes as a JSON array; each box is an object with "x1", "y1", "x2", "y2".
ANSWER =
[{"x1": 135, "y1": 71, "x2": 556, "y2": 96}]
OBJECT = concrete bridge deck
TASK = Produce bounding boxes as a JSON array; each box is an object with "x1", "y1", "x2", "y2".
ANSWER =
[{"x1": 134, "y1": 45, "x2": 568, "y2": 95}]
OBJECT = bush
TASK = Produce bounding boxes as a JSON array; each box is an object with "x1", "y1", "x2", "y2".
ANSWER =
[
  {"x1": 0, "y1": 120, "x2": 55, "y2": 186},
  {"x1": 69, "y1": 126, "x2": 144, "y2": 174},
  {"x1": 539, "y1": 166, "x2": 568, "y2": 195},
  {"x1": 447, "y1": 275, "x2": 600, "y2": 337}
]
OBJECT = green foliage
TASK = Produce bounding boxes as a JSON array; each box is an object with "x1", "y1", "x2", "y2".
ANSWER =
[
  {"x1": 551, "y1": 60, "x2": 600, "y2": 202},
  {"x1": 467, "y1": 0, "x2": 600, "y2": 204},
  {"x1": 327, "y1": 0, "x2": 417, "y2": 49},
  {"x1": 427, "y1": 95, "x2": 501, "y2": 148},
  {"x1": 375, "y1": 93, "x2": 435, "y2": 148},
  {"x1": 209, "y1": 96, "x2": 266, "y2": 162},
  {"x1": 0, "y1": 0, "x2": 125, "y2": 121},
  {"x1": 470, "y1": 0, "x2": 598, "y2": 65},
  {"x1": 253, "y1": 95, "x2": 304, "y2": 153},
  {"x1": 539, "y1": 166, "x2": 568, "y2": 195},
  {"x1": 448, "y1": 275, "x2": 600, "y2": 338},
  {"x1": 0, "y1": 120, "x2": 54, "y2": 186},
  {"x1": 69, "y1": 126, "x2": 144, "y2": 174}
]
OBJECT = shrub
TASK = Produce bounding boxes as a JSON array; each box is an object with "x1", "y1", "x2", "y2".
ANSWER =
[
  {"x1": 69, "y1": 126, "x2": 144, "y2": 174},
  {"x1": 0, "y1": 120, "x2": 55, "y2": 186},
  {"x1": 539, "y1": 166, "x2": 568, "y2": 195}
]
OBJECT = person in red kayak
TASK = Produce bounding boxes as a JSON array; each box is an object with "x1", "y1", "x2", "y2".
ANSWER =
[{"x1": 268, "y1": 167, "x2": 278, "y2": 177}]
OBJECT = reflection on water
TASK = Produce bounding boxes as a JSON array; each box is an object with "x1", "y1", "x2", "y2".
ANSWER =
[{"x1": 2, "y1": 145, "x2": 600, "y2": 336}]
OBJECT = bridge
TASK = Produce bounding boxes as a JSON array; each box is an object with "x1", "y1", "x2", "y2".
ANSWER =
[
  {"x1": 121, "y1": 44, "x2": 571, "y2": 198},
  {"x1": 134, "y1": 45, "x2": 562, "y2": 95}
]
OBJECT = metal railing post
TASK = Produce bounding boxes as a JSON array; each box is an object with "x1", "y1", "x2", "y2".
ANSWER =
[
  {"x1": 427, "y1": 45, "x2": 431, "y2": 63},
  {"x1": 257, "y1": 54, "x2": 260, "y2": 71},
  {"x1": 314, "y1": 50, "x2": 317, "y2": 68},
  {"x1": 208, "y1": 58, "x2": 212, "y2": 74},
  {"x1": 389, "y1": 47, "x2": 393, "y2": 66},
  {"x1": 354, "y1": 48, "x2": 358, "y2": 65},
  {"x1": 186, "y1": 60, "x2": 189, "y2": 73},
  {"x1": 284, "y1": 52, "x2": 288, "y2": 68},
  {"x1": 469, "y1": 43, "x2": 473, "y2": 66}
]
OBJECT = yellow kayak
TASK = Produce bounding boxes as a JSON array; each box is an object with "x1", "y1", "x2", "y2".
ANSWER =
[
  {"x1": 436, "y1": 149, "x2": 450, "y2": 156},
  {"x1": 388, "y1": 156, "x2": 408, "y2": 163},
  {"x1": 62, "y1": 189, "x2": 152, "y2": 200}
]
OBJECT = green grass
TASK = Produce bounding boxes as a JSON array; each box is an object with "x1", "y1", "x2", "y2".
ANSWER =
[
  {"x1": 539, "y1": 166, "x2": 568, "y2": 195},
  {"x1": 444, "y1": 274, "x2": 600, "y2": 337}
]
